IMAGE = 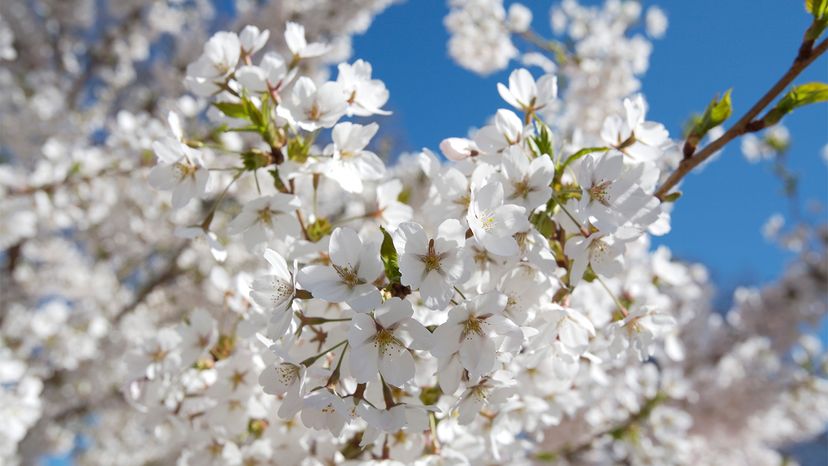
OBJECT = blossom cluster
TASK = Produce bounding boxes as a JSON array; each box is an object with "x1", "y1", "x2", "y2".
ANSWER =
[{"x1": 0, "y1": 1, "x2": 827, "y2": 465}]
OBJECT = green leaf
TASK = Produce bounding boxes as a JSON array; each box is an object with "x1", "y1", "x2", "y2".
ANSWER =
[
  {"x1": 559, "y1": 147, "x2": 609, "y2": 172},
  {"x1": 306, "y1": 218, "x2": 333, "y2": 242},
  {"x1": 213, "y1": 102, "x2": 248, "y2": 119},
  {"x1": 533, "y1": 124, "x2": 555, "y2": 158},
  {"x1": 268, "y1": 168, "x2": 289, "y2": 193},
  {"x1": 379, "y1": 226, "x2": 402, "y2": 284},
  {"x1": 764, "y1": 82, "x2": 828, "y2": 125},
  {"x1": 806, "y1": 0, "x2": 828, "y2": 19},
  {"x1": 694, "y1": 90, "x2": 733, "y2": 136},
  {"x1": 419, "y1": 386, "x2": 442, "y2": 406},
  {"x1": 243, "y1": 97, "x2": 265, "y2": 129},
  {"x1": 530, "y1": 212, "x2": 556, "y2": 238},
  {"x1": 287, "y1": 135, "x2": 311, "y2": 163},
  {"x1": 684, "y1": 90, "x2": 732, "y2": 157},
  {"x1": 706, "y1": 89, "x2": 733, "y2": 126},
  {"x1": 241, "y1": 149, "x2": 271, "y2": 171},
  {"x1": 224, "y1": 125, "x2": 261, "y2": 133}
]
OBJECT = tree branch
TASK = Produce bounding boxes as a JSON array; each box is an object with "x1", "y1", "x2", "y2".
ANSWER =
[{"x1": 654, "y1": 37, "x2": 828, "y2": 201}]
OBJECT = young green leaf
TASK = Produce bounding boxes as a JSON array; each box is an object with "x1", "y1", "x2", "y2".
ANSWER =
[
  {"x1": 533, "y1": 124, "x2": 555, "y2": 158},
  {"x1": 806, "y1": 0, "x2": 828, "y2": 19},
  {"x1": 763, "y1": 82, "x2": 828, "y2": 126},
  {"x1": 684, "y1": 89, "x2": 732, "y2": 157},
  {"x1": 243, "y1": 97, "x2": 265, "y2": 129},
  {"x1": 213, "y1": 102, "x2": 248, "y2": 120},
  {"x1": 559, "y1": 147, "x2": 609, "y2": 172},
  {"x1": 241, "y1": 149, "x2": 271, "y2": 171},
  {"x1": 268, "y1": 168, "x2": 289, "y2": 193},
  {"x1": 379, "y1": 226, "x2": 402, "y2": 284}
]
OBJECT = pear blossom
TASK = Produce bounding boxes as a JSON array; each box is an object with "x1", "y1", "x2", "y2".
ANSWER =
[
  {"x1": 185, "y1": 31, "x2": 241, "y2": 95},
  {"x1": 445, "y1": 0, "x2": 517, "y2": 74},
  {"x1": 296, "y1": 227, "x2": 383, "y2": 312},
  {"x1": 607, "y1": 307, "x2": 677, "y2": 361},
  {"x1": 278, "y1": 77, "x2": 347, "y2": 131},
  {"x1": 496, "y1": 264, "x2": 547, "y2": 325},
  {"x1": 249, "y1": 248, "x2": 297, "y2": 338},
  {"x1": 336, "y1": 59, "x2": 391, "y2": 116},
  {"x1": 431, "y1": 292, "x2": 522, "y2": 382},
  {"x1": 506, "y1": 3, "x2": 533, "y2": 33},
  {"x1": 285, "y1": 22, "x2": 330, "y2": 60},
  {"x1": 395, "y1": 220, "x2": 469, "y2": 309},
  {"x1": 645, "y1": 6, "x2": 669, "y2": 39},
  {"x1": 455, "y1": 371, "x2": 517, "y2": 425},
  {"x1": 535, "y1": 304, "x2": 596, "y2": 356},
  {"x1": 426, "y1": 166, "x2": 472, "y2": 222},
  {"x1": 235, "y1": 53, "x2": 294, "y2": 94},
  {"x1": 474, "y1": 109, "x2": 526, "y2": 155},
  {"x1": 148, "y1": 138, "x2": 209, "y2": 209},
  {"x1": 497, "y1": 68, "x2": 557, "y2": 115},
  {"x1": 126, "y1": 328, "x2": 182, "y2": 380},
  {"x1": 227, "y1": 194, "x2": 301, "y2": 250},
  {"x1": 300, "y1": 389, "x2": 350, "y2": 436},
  {"x1": 499, "y1": 146, "x2": 555, "y2": 211},
  {"x1": 439, "y1": 137, "x2": 480, "y2": 161},
  {"x1": 601, "y1": 94, "x2": 669, "y2": 162},
  {"x1": 348, "y1": 298, "x2": 432, "y2": 386},
  {"x1": 239, "y1": 25, "x2": 270, "y2": 55},
  {"x1": 178, "y1": 308, "x2": 218, "y2": 366},
  {"x1": 323, "y1": 122, "x2": 385, "y2": 193},
  {"x1": 572, "y1": 151, "x2": 661, "y2": 238},
  {"x1": 259, "y1": 350, "x2": 306, "y2": 418},
  {"x1": 467, "y1": 181, "x2": 529, "y2": 257},
  {"x1": 564, "y1": 232, "x2": 625, "y2": 286},
  {"x1": 373, "y1": 179, "x2": 414, "y2": 229},
  {"x1": 356, "y1": 403, "x2": 422, "y2": 446}
]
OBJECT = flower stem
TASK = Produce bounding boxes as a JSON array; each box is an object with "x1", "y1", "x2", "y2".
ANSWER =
[
  {"x1": 596, "y1": 275, "x2": 628, "y2": 318},
  {"x1": 301, "y1": 339, "x2": 348, "y2": 367},
  {"x1": 655, "y1": 37, "x2": 828, "y2": 200}
]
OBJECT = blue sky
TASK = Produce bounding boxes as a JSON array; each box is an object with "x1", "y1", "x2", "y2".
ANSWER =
[{"x1": 351, "y1": 0, "x2": 828, "y2": 310}]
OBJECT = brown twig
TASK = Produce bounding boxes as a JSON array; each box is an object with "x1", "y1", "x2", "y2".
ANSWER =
[{"x1": 654, "y1": 37, "x2": 828, "y2": 201}]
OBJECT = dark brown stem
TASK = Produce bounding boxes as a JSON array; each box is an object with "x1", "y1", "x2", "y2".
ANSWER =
[{"x1": 655, "y1": 37, "x2": 828, "y2": 201}]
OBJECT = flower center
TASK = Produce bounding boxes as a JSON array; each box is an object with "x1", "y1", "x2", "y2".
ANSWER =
[
  {"x1": 270, "y1": 277, "x2": 294, "y2": 304},
  {"x1": 478, "y1": 210, "x2": 497, "y2": 232},
  {"x1": 374, "y1": 328, "x2": 402, "y2": 356},
  {"x1": 333, "y1": 264, "x2": 362, "y2": 287},
  {"x1": 512, "y1": 178, "x2": 533, "y2": 199},
  {"x1": 150, "y1": 347, "x2": 168, "y2": 362},
  {"x1": 174, "y1": 161, "x2": 197, "y2": 180},
  {"x1": 276, "y1": 363, "x2": 300, "y2": 385},
  {"x1": 473, "y1": 248, "x2": 491, "y2": 266},
  {"x1": 587, "y1": 180, "x2": 612, "y2": 206},
  {"x1": 308, "y1": 102, "x2": 321, "y2": 121},
  {"x1": 461, "y1": 315, "x2": 486, "y2": 339},
  {"x1": 419, "y1": 239, "x2": 446, "y2": 273},
  {"x1": 453, "y1": 194, "x2": 471, "y2": 209},
  {"x1": 230, "y1": 369, "x2": 248, "y2": 390},
  {"x1": 258, "y1": 208, "x2": 273, "y2": 224}
]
